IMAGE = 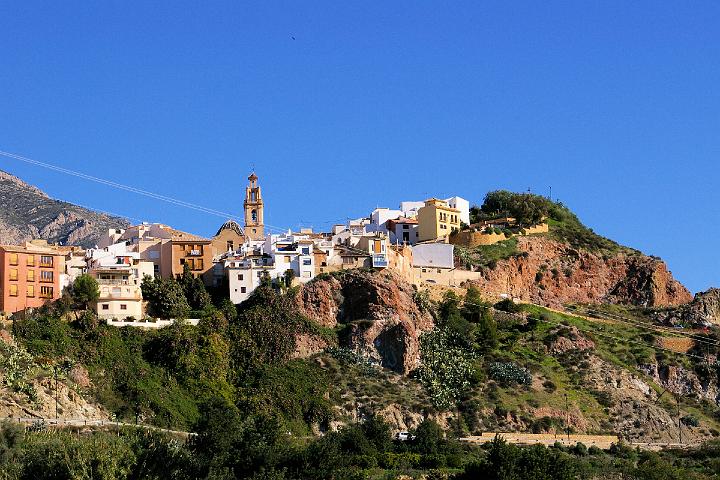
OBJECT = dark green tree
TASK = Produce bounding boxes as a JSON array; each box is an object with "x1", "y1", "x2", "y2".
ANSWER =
[
  {"x1": 69, "y1": 274, "x2": 100, "y2": 311},
  {"x1": 412, "y1": 419, "x2": 444, "y2": 454},
  {"x1": 141, "y1": 275, "x2": 191, "y2": 319},
  {"x1": 179, "y1": 264, "x2": 212, "y2": 311}
]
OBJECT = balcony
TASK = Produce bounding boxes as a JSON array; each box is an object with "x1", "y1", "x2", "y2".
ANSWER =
[{"x1": 97, "y1": 279, "x2": 131, "y2": 285}]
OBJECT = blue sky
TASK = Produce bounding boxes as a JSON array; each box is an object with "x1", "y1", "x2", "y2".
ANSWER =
[{"x1": 1, "y1": 2, "x2": 718, "y2": 293}]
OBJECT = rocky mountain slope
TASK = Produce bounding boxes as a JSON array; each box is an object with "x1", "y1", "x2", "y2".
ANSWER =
[
  {"x1": 0, "y1": 170, "x2": 129, "y2": 247},
  {"x1": 654, "y1": 288, "x2": 720, "y2": 327},
  {"x1": 465, "y1": 236, "x2": 691, "y2": 308},
  {"x1": 296, "y1": 270, "x2": 434, "y2": 374}
]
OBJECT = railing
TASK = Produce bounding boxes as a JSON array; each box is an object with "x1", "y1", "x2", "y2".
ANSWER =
[{"x1": 97, "y1": 279, "x2": 130, "y2": 285}]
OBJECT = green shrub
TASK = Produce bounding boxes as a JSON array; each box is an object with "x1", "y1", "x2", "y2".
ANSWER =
[{"x1": 488, "y1": 362, "x2": 531, "y2": 386}]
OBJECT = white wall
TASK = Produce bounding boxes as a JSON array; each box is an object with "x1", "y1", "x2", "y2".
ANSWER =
[
  {"x1": 445, "y1": 196, "x2": 470, "y2": 225},
  {"x1": 412, "y1": 243, "x2": 455, "y2": 269}
]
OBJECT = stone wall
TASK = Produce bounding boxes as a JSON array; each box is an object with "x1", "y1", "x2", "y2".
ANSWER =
[{"x1": 451, "y1": 223, "x2": 549, "y2": 248}]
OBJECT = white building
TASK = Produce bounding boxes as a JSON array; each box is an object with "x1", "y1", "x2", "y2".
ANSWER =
[
  {"x1": 225, "y1": 231, "x2": 319, "y2": 304},
  {"x1": 386, "y1": 217, "x2": 420, "y2": 245},
  {"x1": 445, "y1": 196, "x2": 471, "y2": 225},
  {"x1": 399, "y1": 201, "x2": 425, "y2": 219},
  {"x1": 225, "y1": 253, "x2": 274, "y2": 304},
  {"x1": 367, "y1": 208, "x2": 403, "y2": 234}
]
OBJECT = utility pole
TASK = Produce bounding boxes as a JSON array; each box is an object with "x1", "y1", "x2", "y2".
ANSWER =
[
  {"x1": 676, "y1": 393, "x2": 682, "y2": 445},
  {"x1": 54, "y1": 366, "x2": 58, "y2": 421},
  {"x1": 565, "y1": 393, "x2": 570, "y2": 442}
]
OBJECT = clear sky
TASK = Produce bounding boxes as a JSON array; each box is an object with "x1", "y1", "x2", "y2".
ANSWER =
[{"x1": 0, "y1": 2, "x2": 718, "y2": 293}]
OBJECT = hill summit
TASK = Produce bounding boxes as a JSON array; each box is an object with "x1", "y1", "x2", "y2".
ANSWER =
[{"x1": 0, "y1": 170, "x2": 129, "y2": 247}]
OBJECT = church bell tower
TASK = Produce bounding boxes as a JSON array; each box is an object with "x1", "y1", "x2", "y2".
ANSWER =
[{"x1": 244, "y1": 172, "x2": 264, "y2": 240}]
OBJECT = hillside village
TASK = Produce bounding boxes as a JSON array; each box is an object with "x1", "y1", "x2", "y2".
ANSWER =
[{"x1": 0, "y1": 172, "x2": 543, "y2": 324}]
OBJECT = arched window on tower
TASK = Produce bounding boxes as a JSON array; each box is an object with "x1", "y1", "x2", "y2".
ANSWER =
[
  {"x1": 251, "y1": 209, "x2": 258, "y2": 222},
  {"x1": 251, "y1": 191, "x2": 257, "y2": 202}
]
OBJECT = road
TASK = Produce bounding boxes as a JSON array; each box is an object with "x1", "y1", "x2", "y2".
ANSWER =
[{"x1": 0, "y1": 417, "x2": 195, "y2": 437}]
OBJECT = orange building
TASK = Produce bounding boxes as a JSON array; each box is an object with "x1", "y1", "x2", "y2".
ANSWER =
[{"x1": 0, "y1": 243, "x2": 64, "y2": 314}]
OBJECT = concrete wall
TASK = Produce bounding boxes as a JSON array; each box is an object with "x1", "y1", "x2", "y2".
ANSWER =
[{"x1": 106, "y1": 318, "x2": 200, "y2": 329}]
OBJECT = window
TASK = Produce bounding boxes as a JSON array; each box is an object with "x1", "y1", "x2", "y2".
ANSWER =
[
  {"x1": 9, "y1": 284, "x2": 18, "y2": 296},
  {"x1": 422, "y1": 268, "x2": 427, "y2": 273},
  {"x1": 102, "y1": 304, "x2": 109, "y2": 310},
  {"x1": 284, "y1": 256, "x2": 291, "y2": 263},
  {"x1": 303, "y1": 259, "x2": 312, "y2": 266},
  {"x1": 40, "y1": 286, "x2": 53, "y2": 298},
  {"x1": 9, "y1": 269, "x2": 18, "y2": 281},
  {"x1": 343, "y1": 257, "x2": 354, "y2": 265},
  {"x1": 241, "y1": 287, "x2": 246, "y2": 293},
  {"x1": 227, "y1": 241, "x2": 234, "y2": 251},
  {"x1": 195, "y1": 259, "x2": 204, "y2": 270},
  {"x1": 40, "y1": 255, "x2": 53, "y2": 267},
  {"x1": 26, "y1": 255, "x2": 35, "y2": 266},
  {"x1": 403, "y1": 225, "x2": 409, "y2": 230},
  {"x1": 251, "y1": 209, "x2": 257, "y2": 222},
  {"x1": 40, "y1": 270, "x2": 53, "y2": 282},
  {"x1": 27, "y1": 285, "x2": 34, "y2": 297},
  {"x1": 237, "y1": 274, "x2": 244, "y2": 281},
  {"x1": 437, "y1": 269, "x2": 441, "y2": 273},
  {"x1": 9, "y1": 253, "x2": 18, "y2": 265},
  {"x1": 120, "y1": 304, "x2": 127, "y2": 310},
  {"x1": 301, "y1": 247, "x2": 310, "y2": 255},
  {"x1": 27, "y1": 270, "x2": 35, "y2": 282}
]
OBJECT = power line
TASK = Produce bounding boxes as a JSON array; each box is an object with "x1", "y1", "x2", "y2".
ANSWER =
[
  {"x1": 569, "y1": 306, "x2": 720, "y2": 348},
  {"x1": 458, "y1": 298, "x2": 711, "y2": 362},
  {"x1": 0, "y1": 149, "x2": 295, "y2": 234}
]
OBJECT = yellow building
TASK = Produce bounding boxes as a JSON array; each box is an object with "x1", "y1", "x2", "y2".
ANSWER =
[{"x1": 417, "y1": 198, "x2": 461, "y2": 242}]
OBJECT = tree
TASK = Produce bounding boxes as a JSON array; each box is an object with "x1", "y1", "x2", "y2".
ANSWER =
[
  {"x1": 141, "y1": 275, "x2": 191, "y2": 319},
  {"x1": 69, "y1": 274, "x2": 99, "y2": 311},
  {"x1": 179, "y1": 264, "x2": 212, "y2": 311},
  {"x1": 412, "y1": 419, "x2": 444, "y2": 454}
]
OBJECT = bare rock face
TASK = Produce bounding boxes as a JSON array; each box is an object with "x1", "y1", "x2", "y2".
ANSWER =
[
  {"x1": 0, "y1": 169, "x2": 129, "y2": 248},
  {"x1": 547, "y1": 326, "x2": 595, "y2": 354},
  {"x1": 468, "y1": 237, "x2": 691, "y2": 308},
  {"x1": 655, "y1": 288, "x2": 720, "y2": 327},
  {"x1": 295, "y1": 270, "x2": 434, "y2": 374}
]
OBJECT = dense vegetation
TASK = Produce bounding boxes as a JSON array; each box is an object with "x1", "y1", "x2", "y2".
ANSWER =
[
  {"x1": 469, "y1": 190, "x2": 633, "y2": 254},
  {"x1": 3, "y1": 271, "x2": 720, "y2": 477},
  {"x1": 2, "y1": 420, "x2": 720, "y2": 479},
  {"x1": 7, "y1": 283, "x2": 332, "y2": 432}
]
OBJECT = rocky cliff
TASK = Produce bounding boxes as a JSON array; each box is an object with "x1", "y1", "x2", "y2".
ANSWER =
[
  {"x1": 296, "y1": 270, "x2": 434, "y2": 374},
  {"x1": 0, "y1": 170, "x2": 129, "y2": 248},
  {"x1": 466, "y1": 236, "x2": 691, "y2": 308},
  {"x1": 654, "y1": 288, "x2": 720, "y2": 327}
]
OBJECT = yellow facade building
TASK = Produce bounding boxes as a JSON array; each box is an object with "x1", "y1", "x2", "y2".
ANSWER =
[{"x1": 417, "y1": 198, "x2": 461, "y2": 242}]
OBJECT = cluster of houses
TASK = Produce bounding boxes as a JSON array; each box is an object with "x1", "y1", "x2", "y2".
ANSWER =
[{"x1": 0, "y1": 173, "x2": 475, "y2": 326}]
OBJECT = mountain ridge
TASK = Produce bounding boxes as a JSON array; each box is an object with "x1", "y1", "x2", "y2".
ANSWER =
[{"x1": 0, "y1": 170, "x2": 129, "y2": 248}]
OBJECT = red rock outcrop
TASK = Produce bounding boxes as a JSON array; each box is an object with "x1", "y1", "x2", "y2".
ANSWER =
[
  {"x1": 295, "y1": 270, "x2": 434, "y2": 374},
  {"x1": 467, "y1": 237, "x2": 691, "y2": 308}
]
